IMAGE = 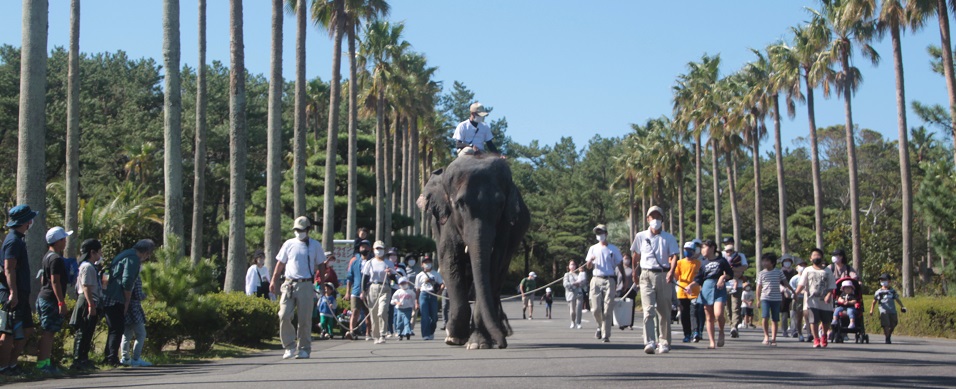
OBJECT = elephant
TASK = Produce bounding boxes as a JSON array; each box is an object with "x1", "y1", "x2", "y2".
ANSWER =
[{"x1": 417, "y1": 154, "x2": 530, "y2": 349}]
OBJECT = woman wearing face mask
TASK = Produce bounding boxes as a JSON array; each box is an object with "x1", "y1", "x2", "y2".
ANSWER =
[
  {"x1": 685, "y1": 239, "x2": 733, "y2": 349},
  {"x1": 616, "y1": 254, "x2": 637, "y2": 330},
  {"x1": 362, "y1": 241, "x2": 396, "y2": 344},
  {"x1": 415, "y1": 257, "x2": 443, "y2": 340},
  {"x1": 563, "y1": 260, "x2": 586, "y2": 329},
  {"x1": 828, "y1": 249, "x2": 858, "y2": 280},
  {"x1": 245, "y1": 250, "x2": 270, "y2": 299}
]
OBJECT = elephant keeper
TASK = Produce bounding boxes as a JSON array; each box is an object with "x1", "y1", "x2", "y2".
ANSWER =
[
  {"x1": 631, "y1": 205, "x2": 680, "y2": 355},
  {"x1": 585, "y1": 224, "x2": 624, "y2": 343},
  {"x1": 270, "y1": 216, "x2": 326, "y2": 360},
  {"x1": 453, "y1": 102, "x2": 499, "y2": 155},
  {"x1": 362, "y1": 240, "x2": 396, "y2": 344}
]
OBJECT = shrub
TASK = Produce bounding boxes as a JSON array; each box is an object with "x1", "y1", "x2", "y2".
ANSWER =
[
  {"x1": 143, "y1": 300, "x2": 179, "y2": 355},
  {"x1": 206, "y1": 292, "x2": 278, "y2": 347},
  {"x1": 180, "y1": 296, "x2": 226, "y2": 354},
  {"x1": 868, "y1": 297, "x2": 956, "y2": 340}
]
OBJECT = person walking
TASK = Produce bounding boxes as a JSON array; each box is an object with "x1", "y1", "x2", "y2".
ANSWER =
[
  {"x1": 794, "y1": 248, "x2": 836, "y2": 349},
  {"x1": 789, "y1": 262, "x2": 809, "y2": 342},
  {"x1": 870, "y1": 273, "x2": 906, "y2": 344},
  {"x1": 675, "y1": 241, "x2": 703, "y2": 343},
  {"x1": 779, "y1": 255, "x2": 797, "y2": 338},
  {"x1": 102, "y1": 239, "x2": 154, "y2": 367},
  {"x1": 315, "y1": 251, "x2": 340, "y2": 289},
  {"x1": 362, "y1": 241, "x2": 395, "y2": 344},
  {"x1": 71, "y1": 239, "x2": 104, "y2": 371},
  {"x1": 631, "y1": 206, "x2": 680, "y2": 354},
  {"x1": 346, "y1": 240, "x2": 371, "y2": 340},
  {"x1": 615, "y1": 254, "x2": 637, "y2": 330},
  {"x1": 755, "y1": 253, "x2": 794, "y2": 347},
  {"x1": 563, "y1": 260, "x2": 585, "y2": 329},
  {"x1": 721, "y1": 237, "x2": 749, "y2": 338},
  {"x1": 586, "y1": 224, "x2": 624, "y2": 343},
  {"x1": 415, "y1": 256, "x2": 443, "y2": 340},
  {"x1": 245, "y1": 250, "x2": 271, "y2": 298},
  {"x1": 0, "y1": 205, "x2": 38, "y2": 376},
  {"x1": 829, "y1": 249, "x2": 858, "y2": 280},
  {"x1": 35, "y1": 227, "x2": 73, "y2": 374},
  {"x1": 120, "y1": 276, "x2": 151, "y2": 367},
  {"x1": 270, "y1": 216, "x2": 326, "y2": 360},
  {"x1": 684, "y1": 239, "x2": 733, "y2": 349},
  {"x1": 520, "y1": 272, "x2": 537, "y2": 320}
]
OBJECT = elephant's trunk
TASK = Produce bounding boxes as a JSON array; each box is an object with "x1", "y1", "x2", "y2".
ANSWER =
[{"x1": 467, "y1": 221, "x2": 506, "y2": 347}]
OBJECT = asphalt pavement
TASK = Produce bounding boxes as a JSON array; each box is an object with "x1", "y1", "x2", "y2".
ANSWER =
[{"x1": 11, "y1": 298, "x2": 956, "y2": 388}]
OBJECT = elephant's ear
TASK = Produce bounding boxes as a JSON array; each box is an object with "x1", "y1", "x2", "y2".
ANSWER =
[
  {"x1": 504, "y1": 182, "x2": 522, "y2": 226},
  {"x1": 420, "y1": 169, "x2": 451, "y2": 225}
]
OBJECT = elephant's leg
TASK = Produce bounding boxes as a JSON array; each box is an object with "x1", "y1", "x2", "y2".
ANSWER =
[{"x1": 445, "y1": 251, "x2": 472, "y2": 346}]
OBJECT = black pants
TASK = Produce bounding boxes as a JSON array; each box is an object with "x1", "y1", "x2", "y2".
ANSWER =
[
  {"x1": 103, "y1": 304, "x2": 126, "y2": 364},
  {"x1": 679, "y1": 298, "x2": 703, "y2": 337},
  {"x1": 72, "y1": 299, "x2": 101, "y2": 363}
]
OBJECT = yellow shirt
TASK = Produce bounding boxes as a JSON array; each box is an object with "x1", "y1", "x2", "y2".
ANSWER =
[{"x1": 675, "y1": 257, "x2": 702, "y2": 299}]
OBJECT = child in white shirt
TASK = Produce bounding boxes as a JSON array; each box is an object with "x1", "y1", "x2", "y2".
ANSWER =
[{"x1": 390, "y1": 277, "x2": 418, "y2": 340}]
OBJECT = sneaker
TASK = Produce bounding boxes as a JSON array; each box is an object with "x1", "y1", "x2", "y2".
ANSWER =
[
  {"x1": 683, "y1": 335, "x2": 691, "y2": 343},
  {"x1": 886, "y1": 336, "x2": 891, "y2": 344},
  {"x1": 693, "y1": 331, "x2": 701, "y2": 343},
  {"x1": 282, "y1": 349, "x2": 296, "y2": 360},
  {"x1": 39, "y1": 365, "x2": 62, "y2": 375},
  {"x1": 798, "y1": 335, "x2": 805, "y2": 343},
  {"x1": 812, "y1": 338, "x2": 821, "y2": 348},
  {"x1": 365, "y1": 336, "x2": 373, "y2": 341},
  {"x1": 657, "y1": 344, "x2": 670, "y2": 354},
  {"x1": 595, "y1": 329, "x2": 602, "y2": 339},
  {"x1": 821, "y1": 337, "x2": 828, "y2": 348},
  {"x1": 792, "y1": 332, "x2": 799, "y2": 338},
  {"x1": 602, "y1": 338, "x2": 610, "y2": 343},
  {"x1": 375, "y1": 337, "x2": 386, "y2": 344},
  {"x1": 576, "y1": 324, "x2": 582, "y2": 329},
  {"x1": 730, "y1": 328, "x2": 739, "y2": 338},
  {"x1": 570, "y1": 323, "x2": 576, "y2": 329},
  {"x1": 644, "y1": 342, "x2": 657, "y2": 354},
  {"x1": 2, "y1": 365, "x2": 22, "y2": 376},
  {"x1": 120, "y1": 358, "x2": 132, "y2": 366},
  {"x1": 296, "y1": 350, "x2": 310, "y2": 359},
  {"x1": 137, "y1": 359, "x2": 154, "y2": 367}
]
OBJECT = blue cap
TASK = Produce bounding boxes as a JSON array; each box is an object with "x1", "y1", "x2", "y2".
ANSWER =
[{"x1": 6, "y1": 205, "x2": 38, "y2": 227}]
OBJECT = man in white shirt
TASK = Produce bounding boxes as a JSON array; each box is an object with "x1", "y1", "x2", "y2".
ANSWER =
[
  {"x1": 585, "y1": 224, "x2": 624, "y2": 343},
  {"x1": 631, "y1": 206, "x2": 680, "y2": 354},
  {"x1": 452, "y1": 102, "x2": 499, "y2": 156},
  {"x1": 270, "y1": 216, "x2": 326, "y2": 360}
]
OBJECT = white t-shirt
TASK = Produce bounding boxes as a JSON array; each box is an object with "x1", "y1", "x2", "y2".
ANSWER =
[
  {"x1": 415, "y1": 270, "x2": 444, "y2": 293},
  {"x1": 391, "y1": 287, "x2": 417, "y2": 309},
  {"x1": 362, "y1": 258, "x2": 396, "y2": 283},
  {"x1": 585, "y1": 243, "x2": 623, "y2": 277},
  {"x1": 631, "y1": 229, "x2": 680, "y2": 271},
  {"x1": 276, "y1": 238, "x2": 326, "y2": 280},
  {"x1": 453, "y1": 120, "x2": 494, "y2": 151},
  {"x1": 245, "y1": 265, "x2": 270, "y2": 295}
]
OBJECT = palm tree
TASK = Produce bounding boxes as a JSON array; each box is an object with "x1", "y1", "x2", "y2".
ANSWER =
[
  {"x1": 65, "y1": 0, "x2": 80, "y2": 258},
  {"x1": 192, "y1": 0, "x2": 208, "y2": 264},
  {"x1": 933, "y1": 0, "x2": 956, "y2": 165},
  {"x1": 613, "y1": 135, "x2": 641, "y2": 239},
  {"x1": 343, "y1": 0, "x2": 390, "y2": 239},
  {"x1": 163, "y1": 0, "x2": 184, "y2": 256},
  {"x1": 742, "y1": 52, "x2": 772, "y2": 257},
  {"x1": 18, "y1": 0, "x2": 49, "y2": 282},
  {"x1": 291, "y1": 0, "x2": 308, "y2": 218},
  {"x1": 225, "y1": 0, "x2": 248, "y2": 292},
  {"x1": 818, "y1": 0, "x2": 880, "y2": 274},
  {"x1": 767, "y1": 42, "x2": 804, "y2": 255},
  {"x1": 265, "y1": 0, "x2": 284, "y2": 273},
  {"x1": 314, "y1": 0, "x2": 346, "y2": 248}
]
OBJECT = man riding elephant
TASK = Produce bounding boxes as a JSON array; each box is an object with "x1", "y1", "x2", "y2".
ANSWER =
[{"x1": 418, "y1": 154, "x2": 530, "y2": 349}]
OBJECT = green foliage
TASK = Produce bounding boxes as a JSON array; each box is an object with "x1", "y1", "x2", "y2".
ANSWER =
[
  {"x1": 143, "y1": 300, "x2": 179, "y2": 354},
  {"x1": 205, "y1": 292, "x2": 279, "y2": 347},
  {"x1": 868, "y1": 297, "x2": 956, "y2": 339}
]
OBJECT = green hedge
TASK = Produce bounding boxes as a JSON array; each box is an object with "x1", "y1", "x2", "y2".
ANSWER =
[
  {"x1": 206, "y1": 292, "x2": 279, "y2": 347},
  {"x1": 143, "y1": 292, "x2": 278, "y2": 354},
  {"x1": 867, "y1": 297, "x2": 956, "y2": 340}
]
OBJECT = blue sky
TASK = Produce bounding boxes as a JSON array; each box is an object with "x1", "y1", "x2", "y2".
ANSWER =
[{"x1": 0, "y1": 1, "x2": 950, "y2": 153}]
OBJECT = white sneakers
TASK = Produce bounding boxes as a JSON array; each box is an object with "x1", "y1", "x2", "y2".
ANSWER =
[
  {"x1": 643, "y1": 341, "x2": 669, "y2": 354},
  {"x1": 644, "y1": 341, "x2": 657, "y2": 354},
  {"x1": 282, "y1": 349, "x2": 296, "y2": 360},
  {"x1": 576, "y1": 324, "x2": 582, "y2": 329},
  {"x1": 120, "y1": 358, "x2": 154, "y2": 367},
  {"x1": 296, "y1": 350, "x2": 309, "y2": 359},
  {"x1": 570, "y1": 323, "x2": 575, "y2": 329},
  {"x1": 374, "y1": 337, "x2": 386, "y2": 344},
  {"x1": 656, "y1": 343, "x2": 670, "y2": 354}
]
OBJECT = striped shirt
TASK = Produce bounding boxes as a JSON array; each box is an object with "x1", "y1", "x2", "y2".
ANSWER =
[{"x1": 757, "y1": 269, "x2": 785, "y2": 302}]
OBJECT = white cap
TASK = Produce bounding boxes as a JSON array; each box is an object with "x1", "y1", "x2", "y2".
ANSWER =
[
  {"x1": 683, "y1": 241, "x2": 696, "y2": 249},
  {"x1": 469, "y1": 102, "x2": 489, "y2": 117},
  {"x1": 545, "y1": 287, "x2": 552, "y2": 293},
  {"x1": 646, "y1": 205, "x2": 664, "y2": 218},
  {"x1": 841, "y1": 280, "x2": 855, "y2": 289},
  {"x1": 373, "y1": 240, "x2": 386, "y2": 250},
  {"x1": 45, "y1": 227, "x2": 73, "y2": 244},
  {"x1": 398, "y1": 277, "x2": 409, "y2": 284},
  {"x1": 529, "y1": 272, "x2": 537, "y2": 278},
  {"x1": 293, "y1": 216, "x2": 311, "y2": 231}
]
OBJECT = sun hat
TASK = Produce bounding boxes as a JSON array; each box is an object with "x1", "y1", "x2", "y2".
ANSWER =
[
  {"x1": 646, "y1": 206, "x2": 663, "y2": 218},
  {"x1": 469, "y1": 102, "x2": 489, "y2": 117},
  {"x1": 45, "y1": 227, "x2": 73, "y2": 245},
  {"x1": 6, "y1": 205, "x2": 38, "y2": 228},
  {"x1": 293, "y1": 216, "x2": 311, "y2": 231},
  {"x1": 373, "y1": 240, "x2": 386, "y2": 250}
]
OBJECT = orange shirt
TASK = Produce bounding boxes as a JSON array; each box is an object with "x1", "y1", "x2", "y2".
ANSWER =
[{"x1": 675, "y1": 257, "x2": 702, "y2": 299}]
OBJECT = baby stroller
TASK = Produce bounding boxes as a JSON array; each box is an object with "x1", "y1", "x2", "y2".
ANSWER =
[{"x1": 830, "y1": 276, "x2": 870, "y2": 344}]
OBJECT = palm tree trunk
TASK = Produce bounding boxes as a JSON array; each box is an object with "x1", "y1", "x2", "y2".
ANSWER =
[
  {"x1": 678, "y1": 168, "x2": 685, "y2": 245},
  {"x1": 937, "y1": 0, "x2": 956, "y2": 165},
  {"x1": 711, "y1": 140, "x2": 722, "y2": 240},
  {"x1": 841, "y1": 51, "x2": 863, "y2": 277},
  {"x1": 323, "y1": 21, "x2": 343, "y2": 249},
  {"x1": 225, "y1": 0, "x2": 247, "y2": 292},
  {"x1": 293, "y1": 0, "x2": 307, "y2": 217},
  {"x1": 410, "y1": 116, "x2": 420, "y2": 235},
  {"x1": 890, "y1": 24, "x2": 914, "y2": 296},
  {"x1": 726, "y1": 151, "x2": 740, "y2": 250},
  {"x1": 392, "y1": 114, "x2": 402, "y2": 215},
  {"x1": 752, "y1": 125, "x2": 762, "y2": 258},
  {"x1": 806, "y1": 81, "x2": 825, "y2": 249},
  {"x1": 163, "y1": 0, "x2": 184, "y2": 256},
  {"x1": 65, "y1": 0, "x2": 80, "y2": 259},
  {"x1": 375, "y1": 88, "x2": 386, "y2": 245},
  {"x1": 346, "y1": 30, "x2": 358, "y2": 239},
  {"x1": 641, "y1": 192, "x2": 647, "y2": 231},
  {"x1": 628, "y1": 178, "x2": 636, "y2": 240},
  {"x1": 265, "y1": 0, "x2": 283, "y2": 272},
  {"x1": 695, "y1": 133, "x2": 702, "y2": 240},
  {"x1": 191, "y1": 0, "x2": 208, "y2": 264},
  {"x1": 772, "y1": 95, "x2": 788, "y2": 254},
  {"x1": 401, "y1": 118, "x2": 409, "y2": 229},
  {"x1": 18, "y1": 0, "x2": 49, "y2": 292}
]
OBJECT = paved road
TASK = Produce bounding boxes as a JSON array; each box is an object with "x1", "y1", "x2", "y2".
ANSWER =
[{"x1": 13, "y1": 299, "x2": 956, "y2": 388}]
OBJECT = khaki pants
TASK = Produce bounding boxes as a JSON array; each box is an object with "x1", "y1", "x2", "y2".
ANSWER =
[
  {"x1": 368, "y1": 284, "x2": 392, "y2": 338},
  {"x1": 640, "y1": 270, "x2": 672, "y2": 346},
  {"x1": 590, "y1": 277, "x2": 616, "y2": 340},
  {"x1": 726, "y1": 286, "x2": 743, "y2": 329},
  {"x1": 278, "y1": 280, "x2": 314, "y2": 352},
  {"x1": 569, "y1": 294, "x2": 583, "y2": 326}
]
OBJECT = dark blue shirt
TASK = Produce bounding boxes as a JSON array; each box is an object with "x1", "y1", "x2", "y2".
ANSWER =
[
  {"x1": 347, "y1": 253, "x2": 367, "y2": 297},
  {"x1": 1, "y1": 230, "x2": 30, "y2": 297}
]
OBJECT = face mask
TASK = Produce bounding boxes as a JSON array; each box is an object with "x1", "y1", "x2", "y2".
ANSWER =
[
  {"x1": 782, "y1": 261, "x2": 792, "y2": 269},
  {"x1": 295, "y1": 231, "x2": 308, "y2": 241},
  {"x1": 796, "y1": 266, "x2": 805, "y2": 274},
  {"x1": 473, "y1": 115, "x2": 484, "y2": 124},
  {"x1": 408, "y1": 260, "x2": 416, "y2": 267},
  {"x1": 880, "y1": 281, "x2": 888, "y2": 287},
  {"x1": 596, "y1": 234, "x2": 607, "y2": 243},
  {"x1": 649, "y1": 219, "x2": 662, "y2": 231},
  {"x1": 401, "y1": 284, "x2": 409, "y2": 290},
  {"x1": 812, "y1": 257, "x2": 823, "y2": 266},
  {"x1": 389, "y1": 255, "x2": 398, "y2": 262},
  {"x1": 832, "y1": 256, "x2": 841, "y2": 264},
  {"x1": 724, "y1": 245, "x2": 734, "y2": 253},
  {"x1": 374, "y1": 249, "x2": 385, "y2": 258},
  {"x1": 423, "y1": 263, "x2": 432, "y2": 271}
]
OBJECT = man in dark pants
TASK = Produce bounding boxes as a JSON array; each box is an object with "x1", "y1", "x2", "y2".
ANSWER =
[
  {"x1": 0, "y1": 205, "x2": 38, "y2": 376},
  {"x1": 101, "y1": 239, "x2": 154, "y2": 366},
  {"x1": 71, "y1": 239, "x2": 104, "y2": 370}
]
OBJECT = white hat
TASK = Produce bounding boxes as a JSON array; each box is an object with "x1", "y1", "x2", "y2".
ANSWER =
[
  {"x1": 293, "y1": 216, "x2": 311, "y2": 231},
  {"x1": 545, "y1": 287, "x2": 552, "y2": 293},
  {"x1": 683, "y1": 241, "x2": 696, "y2": 249},
  {"x1": 841, "y1": 280, "x2": 855, "y2": 289},
  {"x1": 45, "y1": 227, "x2": 73, "y2": 245},
  {"x1": 373, "y1": 240, "x2": 386, "y2": 249},
  {"x1": 469, "y1": 102, "x2": 489, "y2": 117},
  {"x1": 398, "y1": 277, "x2": 409, "y2": 284},
  {"x1": 646, "y1": 206, "x2": 664, "y2": 218},
  {"x1": 324, "y1": 251, "x2": 333, "y2": 257},
  {"x1": 529, "y1": 271, "x2": 537, "y2": 278}
]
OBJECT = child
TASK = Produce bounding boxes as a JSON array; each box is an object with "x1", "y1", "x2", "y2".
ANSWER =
[
  {"x1": 870, "y1": 273, "x2": 907, "y2": 344},
  {"x1": 832, "y1": 280, "x2": 859, "y2": 329},
  {"x1": 317, "y1": 282, "x2": 337, "y2": 339},
  {"x1": 789, "y1": 263, "x2": 808, "y2": 342},
  {"x1": 794, "y1": 248, "x2": 835, "y2": 349},
  {"x1": 539, "y1": 287, "x2": 554, "y2": 319},
  {"x1": 675, "y1": 241, "x2": 703, "y2": 343},
  {"x1": 755, "y1": 253, "x2": 794, "y2": 346},
  {"x1": 390, "y1": 277, "x2": 418, "y2": 340},
  {"x1": 741, "y1": 281, "x2": 755, "y2": 328}
]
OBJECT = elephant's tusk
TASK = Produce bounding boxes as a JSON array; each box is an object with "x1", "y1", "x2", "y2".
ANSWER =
[{"x1": 464, "y1": 245, "x2": 469, "y2": 254}]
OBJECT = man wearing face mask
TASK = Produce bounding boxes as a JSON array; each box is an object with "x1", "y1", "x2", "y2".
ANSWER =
[
  {"x1": 586, "y1": 224, "x2": 624, "y2": 343},
  {"x1": 721, "y1": 237, "x2": 748, "y2": 338},
  {"x1": 828, "y1": 249, "x2": 858, "y2": 280},
  {"x1": 346, "y1": 240, "x2": 372, "y2": 340},
  {"x1": 271, "y1": 216, "x2": 326, "y2": 360},
  {"x1": 630, "y1": 206, "x2": 680, "y2": 354},
  {"x1": 415, "y1": 256, "x2": 443, "y2": 340},
  {"x1": 453, "y1": 102, "x2": 499, "y2": 156}
]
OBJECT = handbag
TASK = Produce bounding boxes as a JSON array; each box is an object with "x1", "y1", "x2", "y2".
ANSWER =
[{"x1": 0, "y1": 304, "x2": 11, "y2": 334}]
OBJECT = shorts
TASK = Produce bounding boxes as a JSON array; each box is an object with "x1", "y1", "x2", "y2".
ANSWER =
[
  {"x1": 36, "y1": 298, "x2": 64, "y2": 332},
  {"x1": 522, "y1": 296, "x2": 533, "y2": 308},
  {"x1": 761, "y1": 300, "x2": 782, "y2": 322},
  {"x1": 880, "y1": 312, "x2": 899, "y2": 330},
  {"x1": 700, "y1": 279, "x2": 728, "y2": 306},
  {"x1": 742, "y1": 307, "x2": 754, "y2": 317},
  {"x1": 350, "y1": 295, "x2": 368, "y2": 313},
  {"x1": 809, "y1": 308, "x2": 834, "y2": 325},
  {"x1": 792, "y1": 298, "x2": 804, "y2": 312},
  {"x1": 0, "y1": 289, "x2": 36, "y2": 339}
]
